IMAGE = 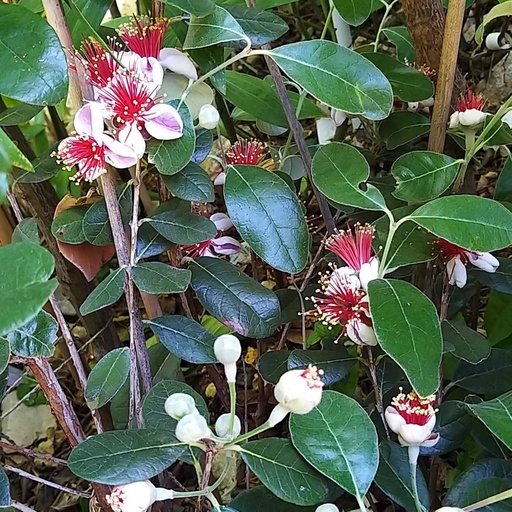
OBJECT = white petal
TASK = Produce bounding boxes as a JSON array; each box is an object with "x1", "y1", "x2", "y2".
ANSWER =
[
  {"x1": 422, "y1": 96, "x2": 435, "y2": 107},
  {"x1": 359, "y1": 258, "x2": 379, "y2": 291},
  {"x1": 503, "y1": 110, "x2": 512, "y2": 130},
  {"x1": 159, "y1": 48, "x2": 198, "y2": 80},
  {"x1": 398, "y1": 423, "x2": 435, "y2": 446},
  {"x1": 198, "y1": 104, "x2": 220, "y2": 130},
  {"x1": 74, "y1": 103, "x2": 104, "y2": 140},
  {"x1": 331, "y1": 108, "x2": 347, "y2": 126},
  {"x1": 214, "y1": 171, "x2": 226, "y2": 186},
  {"x1": 103, "y1": 134, "x2": 139, "y2": 169},
  {"x1": 446, "y1": 256, "x2": 467, "y2": 288},
  {"x1": 459, "y1": 109, "x2": 489, "y2": 127},
  {"x1": 408, "y1": 102, "x2": 420, "y2": 112},
  {"x1": 316, "y1": 118, "x2": 337, "y2": 145},
  {"x1": 210, "y1": 212, "x2": 232, "y2": 231},
  {"x1": 449, "y1": 111, "x2": 460, "y2": 129},
  {"x1": 144, "y1": 103, "x2": 183, "y2": 140},
  {"x1": 485, "y1": 32, "x2": 511, "y2": 51},
  {"x1": 118, "y1": 123, "x2": 146, "y2": 158},
  {"x1": 212, "y1": 236, "x2": 241, "y2": 255},
  {"x1": 384, "y1": 406, "x2": 406, "y2": 435},
  {"x1": 346, "y1": 319, "x2": 377, "y2": 346},
  {"x1": 468, "y1": 251, "x2": 499, "y2": 273},
  {"x1": 136, "y1": 57, "x2": 164, "y2": 89},
  {"x1": 420, "y1": 432, "x2": 440, "y2": 448}
]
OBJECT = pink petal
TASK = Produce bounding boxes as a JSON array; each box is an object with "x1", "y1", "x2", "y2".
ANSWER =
[
  {"x1": 74, "y1": 102, "x2": 104, "y2": 140},
  {"x1": 136, "y1": 57, "x2": 164, "y2": 90},
  {"x1": 103, "y1": 134, "x2": 139, "y2": 169},
  {"x1": 210, "y1": 213, "x2": 233, "y2": 231},
  {"x1": 212, "y1": 236, "x2": 241, "y2": 255},
  {"x1": 159, "y1": 48, "x2": 198, "y2": 80},
  {"x1": 118, "y1": 123, "x2": 146, "y2": 158},
  {"x1": 144, "y1": 103, "x2": 184, "y2": 140}
]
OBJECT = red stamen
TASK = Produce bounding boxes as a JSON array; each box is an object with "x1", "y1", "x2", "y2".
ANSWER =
[
  {"x1": 391, "y1": 389, "x2": 436, "y2": 426},
  {"x1": 456, "y1": 89, "x2": 486, "y2": 113},
  {"x1": 225, "y1": 140, "x2": 272, "y2": 167},
  {"x1": 326, "y1": 223, "x2": 375, "y2": 272},
  {"x1": 80, "y1": 38, "x2": 119, "y2": 89},
  {"x1": 435, "y1": 239, "x2": 470, "y2": 264},
  {"x1": 117, "y1": 16, "x2": 170, "y2": 59},
  {"x1": 299, "y1": 365, "x2": 325, "y2": 389}
]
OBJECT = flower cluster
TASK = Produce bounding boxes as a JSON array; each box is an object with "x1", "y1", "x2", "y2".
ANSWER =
[
  {"x1": 308, "y1": 224, "x2": 379, "y2": 346},
  {"x1": 436, "y1": 238, "x2": 499, "y2": 288},
  {"x1": 55, "y1": 17, "x2": 216, "y2": 182}
]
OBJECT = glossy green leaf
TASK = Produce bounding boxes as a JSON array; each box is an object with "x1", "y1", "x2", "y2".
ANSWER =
[
  {"x1": 332, "y1": 0, "x2": 372, "y2": 25},
  {"x1": 188, "y1": 257, "x2": 281, "y2": 337},
  {"x1": 268, "y1": 41, "x2": 393, "y2": 120},
  {"x1": 51, "y1": 206, "x2": 88, "y2": 245},
  {"x1": 312, "y1": 142, "x2": 386, "y2": 211},
  {"x1": 364, "y1": 53, "x2": 434, "y2": 102},
  {"x1": 368, "y1": 279, "x2": 442, "y2": 396},
  {"x1": 162, "y1": 0, "x2": 215, "y2": 16},
  {"x1": 391, "y1": 151, "x2": 460, "y2": 202},
  {"x1": 85, "y1": 347, "x2": 130, "y2": 410},
  {"x1": 226, "y1": 5, "x2": 288, "y2": 46},
  {"x1": 0, "y1": 129, "x2": 33, "y2": 173},
  {"x1": 14, "y1": 146, "x2": 59, "y2": 183},
  {"x1": 290, "y1": 390, "x2": 378, "y2": 499},
  {"x1": 0, "y1": 243, "x2": 57, "y2": 337},
  {"x1": 230, "y1": 486, "x2": 316, "y2": 512},
  {"x1": 484, "y1": 291, "x2": 512, "y2": 344},
  {"x1": 375, "y1": 441, "x2": 429, "y2": 512},
  {"x1": 0, "y1": 4, "x2": 68, "y2": 105},
  {"x1": 12, "y1": 218, "x2": 39, "y2": 244},
  {"x1": 3, "y1": 310, "x2": 57, "y2": 358},
  {"x1": 225, "y1": 165, "x2": 309, "y2": 273},
  {"x1": 494, "y1": 156, "x2": 512, "y2": 203},
  {"x1": 0, "y1": 340, "x2": 9, "y2": 374},
  {"x1": 409, "y1": 196, "x2": 512, "y2": 252},
  {"x1": 163, "y1": 163, "x2": 214, "y2": 203},
  {"x1": 258, "y1": 350, "x2": 289, "y2": 384},
  {"x1": 241, "y1": 439, "x2": 330, "y2": 505},
  {"x1": 469, "y1": 391, "x2": 512, "y2": 451},
  {"x1": 142, "y1": 380, "x2": 209, "y2": 431},
  {"x1": 0, "y1": 104, "x2": 43, "y2": 126},
  {"x1": 442, "y1": 319, "x2": 490, "y2": 364},
  {"x1": 68, "y1": 429, "x2": 186, "y2": 485},
  {"x1": 224, "y1": 71, "x2": 327, "y2": 127},
  {"x1": 188, "y1": 46, "x2": 227, "y2": 94},
  {"x1": 136, "y1": 223, "x2": 174, "y2": 261},
  {"x1": 382, "y1": 26, "x2": 416, "y2": 62},
  {"x1": 80, "y1": 267, "x2": 126, "y2": 316},
  {"x1": 453, "y1": 349, "x2": 512, "y2": 395},
  {"x1": 0, "y1": 467, "x2": 10, "y2": 508},
  {"x1": 474, "y1": 257, "x2": 512, "y2": 294},
  {"x1": 183, "y1": 6, "x2": 247, "y2": 49},
  {"x1": 148, "y1": 343, "x2": 180, "y2": 383},
  {"x1": 146, "y1": 315, "x2": 217, "y2": 364},
  {"x1": 147, "y1": 102, "x2": 195, "y2": 175},
  {"x1": 379, "y1": 112, "x2": 430, "y2": 150},
  {"x1": 192, "y1": 129, "x2": 214, "y2": 164},
  {"x1": 132, "y1": 262, "x2": 191, "y2": 294}
]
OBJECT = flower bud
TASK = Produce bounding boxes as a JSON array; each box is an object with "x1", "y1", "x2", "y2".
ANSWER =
[
  {"x1": 316, "y1": 504, "x2": 340, "y2": 512},
  {"x1": 106, "y1": 480, "x2": 157, "y2": 512},
  {"x1": 215, "y1": 413, "x2": 242, "y2": 439},
  {"x1": 214, "y1": 334, "x2": 242, "y2": 383},
  {"x1": 274, "y1": 365, "x2": 324, "y2": 415},
  {"x1": 175, "y1": 413, "x2": 212, "y2": 444},
  {"x1": 164, "y1": 393, "x2": 197, "y2": 420},
  {"x1": 198, "y1": 104, "x2": 220, "y2": 130},
  {"x1": 458, "y1": 109, "x2": 488, "y2": 127}
]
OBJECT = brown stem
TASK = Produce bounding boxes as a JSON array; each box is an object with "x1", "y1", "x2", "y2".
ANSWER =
[
  {"x1": 367, "y1": 347, "x2": 390, "y2": 438},
  {"x1": 427, "y1": 0, "x2": 467, "y2": 153}
]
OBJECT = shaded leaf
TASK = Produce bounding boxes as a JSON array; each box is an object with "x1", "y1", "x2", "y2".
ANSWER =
[
  {"x1": 132, "y1": 262, "x2": 191, "y2": 294},
  {"x1": 379, "y1": 112, "x2": 430, "y2": 150},
  {"x1": 163, "y1": 163, "x2": 215, "y2": 203},
  {"x1": 80, "y1": 267, "x2": 126, "y2": 316}
]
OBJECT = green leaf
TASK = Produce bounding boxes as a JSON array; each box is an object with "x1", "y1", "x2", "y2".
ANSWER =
[
  {"x1": 442, "y1": 319, "x2": 490, "y2": 364},
  {"x1": 188, "y1": 257, "x2": 281, "y2": 337},
  {"x1": 68, "y1": 429, "x2": 186, "y2": 485},
  {"x1": 382, "y1": 26, "x2": 416, "y2": 62},
  {"x1": 364, "y1": 53, "x2": 434, "y2": 102},
  {"x1": 475, "y1": 1, "x2": 512, "y2": 44},
  {"x1": 0, "y1": 340, "x2": 9, "y2": 374},
  {"x1": 290, "y1": 391, "x2": 378, "y2": 499},
  {"x1": 368, "y1": 279, "x2": 442, "y2": 396},
  {"x1": 51, "y1": 206, "x2": 88, "y2": 245},
  {"x1": 332, "y1": 0, "x2": 372, "y2": 25},
  {"x1": 163, "y1": 163, "x2": 214, "y2": 203},
  {"x1": 0, "y1": 467, "x2": 10, "y2": 508},
  {"x1": 3, "y1": 310, "x2": 57, "y2": 358},
  {"x1": 484, "y1": 291, "x2": 512, "y2": 344},
  {"x1": 453, "y1": 348, "x2": 512, "y2": 395},
  {"x1": 474, "y1": 257, "x2": 512, "y2": 295},
  {"x1": 224, "y1": 71, "x2": 327, "y2": 127},
  {"x1": 183, "y1": 6, "x2": 247, "y2": 49},
  {"x1": 136, "y1": 223, "x2": 174, "y2": 260},
  {"x1": 132, "y1": 262, "x2": 191, "y2": 294},
  {"x1": 80, "y1": 267, "x2": 126, "y2": 316},
  {"x1": 224, "y1": 165, "x2": 309, "y2": 273},
  {"x1": 0, "y1": 243, "x2": 57, "y2": 336},
  {"x1": 163, "y1": 0, "x2": 215, "y2": 16},
  {"x1": 469, "y1": 391, "x2": 512, "y2": 451},
  {"x1": 142, "y1": 380, "x2": 209, "y2": 431},
  {"x1": 312, "y1": 142, "x2": 387, "y2": 211},
  {"x1": 0, "y1": 4, "x2": 68, "y2": 105},
  {"x1": 0, "y1": 104, "x2": 43, "y2": 126},
  {"x1": 258, "y1": 350, "x2": 290, "y2": 384},
  {"x1": 375, "y1": 441, "x2": 429, "y2": 512},
  {"x1": 267, "y1": 41, "x2": 393, "y2": 120},
  {"x1": 188, "y1": 46, "x2": 227, "y2": 94},
  {"x1": 85, "y1": 347, "x2": 130, "y2": 410},
  {"x1": 495, "y1": 156, "x2": 512, "y2": 203},
  {"x1": 146, "y1": 315, "x2": 217, "y2": 364},
  {"x1": 13, "y1": 146, "x2": 59, "y2": 183},
  {"x1": 241, "y1": 439, "x2": 330, "y2": 505},
  {"x1": 379, "y1": 111, "x2": 430, "y2": 150},
  {"x1": 230, "y1": 486, "x2": 316, "y2": 512},
  {"x1": 192, "y1": 129, "x2": 214, "y2": 164},
  {"x1": 226, "y1": 5, "x2": 288, "y2": 46},
  {"x1": 12, "y1": 218, "x2": 39, "y2": 244},
  {"x1": 391, "y1": 151, "x2": 460, "y2": 202},
  {"x1": 147, "y1": 102, "x2": 195, "y2": 175},
  {"x1": 409, "y1": 195, "x2": 512, "y2": 252},
  {"x1": 0, "y1": 129, "x2": 33, "y2": 172}
]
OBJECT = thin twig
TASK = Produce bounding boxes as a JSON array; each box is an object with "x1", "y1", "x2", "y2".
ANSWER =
[
  {"x1": 367, "y1": 347, "x2": 389, "y2": 438},
  {"x1": 5, "y1": 465, "x2": 92, "y2": 499},
  {"x1": 11, "y1": 500, "x2": 37, "y2": 512},
  {"x1": 0, "y1": 441, "x2": 66, "y2": 465}
]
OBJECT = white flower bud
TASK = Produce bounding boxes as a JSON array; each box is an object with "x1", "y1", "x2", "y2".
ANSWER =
[
  {"x1": 274, "y1": 366, "x2": 324, "y2": 415},
  {"x1": 316, "y1": 505, "x2": 340, "y2": 512},
  {"x1": 106, "y1": 480, "x2": 157, "y2": 512},
  {"x1": 316, "y1": 117, "x2": 337, "y2": 145},
  {"x1": 198, "y1": 104, "x2": 220, "y2": 130},
  {"x1": 467, "y1": 251, "x2": 499, "y2": 273},
  {"x1": 215, "y1": 413, "x2": 242, "y2": 439},
  {"x1": 458, "y1": 109, "x2": 489, "y2": 127},
  {"x1": 175, "y1": 413, "x2": 212, "y2": 444},
  {"x1": 446, "y1": 256, "x2": 467, "y2": 288},
  {"x1": 214, "y1": 334, "x2": 242, "y2": 383},
  {"x1": 210, "y1": 212, "x2": 233, "y2": 232},
  {"x1": 164, "y1": 393, "x2": 197, "y2": 420}
]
